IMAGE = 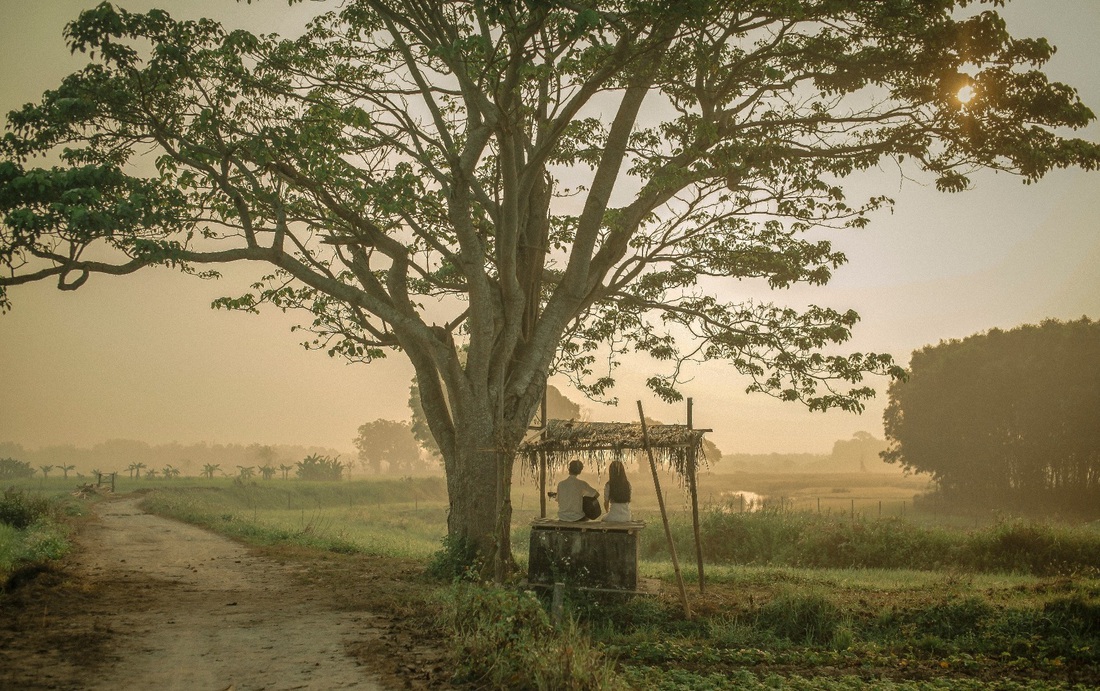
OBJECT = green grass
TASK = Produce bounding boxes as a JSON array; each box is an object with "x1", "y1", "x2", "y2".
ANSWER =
[
  {"x1": 140, "y1": 478, "x2": 451, "y2": 557},
  {"x1": 581, "y1": 564, "x2": 1100, "y2": 689}
]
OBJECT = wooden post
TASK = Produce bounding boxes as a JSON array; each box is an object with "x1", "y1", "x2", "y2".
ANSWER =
[
  {"x1": 686, "y1": 398, "x2": 705, "y2": 594},
  {"x1": 539, "y1": 452, "x2": 547, "y2": 519},
  {"x1": 551, "y1": 582, "x2": 565, "y2": 627},
  {"x1": 638, "y1": 401, "x2": 691, "y2": 618}
]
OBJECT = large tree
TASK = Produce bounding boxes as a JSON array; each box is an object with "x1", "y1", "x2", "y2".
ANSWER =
[
  {"x1": 354, "y1": 418, "x2": 423, "y2": 474},
  {"x1": 882, "y1": 318, "x2": 1100, "y2": 513},
  {"x1": 2, "y1": 1, "x2": 1098, "y2": 571}
]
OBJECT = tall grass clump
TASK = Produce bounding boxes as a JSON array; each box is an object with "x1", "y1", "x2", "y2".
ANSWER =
[
  {"x1": 435, "y1": 583, "x2": 624, "y2": 690},
  {"x1": 794, "y1": 518, "x2": 958, "y2": 570},
  {"x1": 684, "y1": 508, "x2": 803, "y2": 564}
]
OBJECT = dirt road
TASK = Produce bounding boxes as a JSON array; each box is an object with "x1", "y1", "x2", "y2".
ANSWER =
[{"x1": 1, "y1": 495, "x2": 411, "y2": 690}]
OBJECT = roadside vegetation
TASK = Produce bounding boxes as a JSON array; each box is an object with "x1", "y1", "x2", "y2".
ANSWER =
[
  {"x1": 0, "y1": 485, "x2": 82, "y2": 585},
  {"x1": 75, "y1": 473, "x2": 1092, "y2": 690}
]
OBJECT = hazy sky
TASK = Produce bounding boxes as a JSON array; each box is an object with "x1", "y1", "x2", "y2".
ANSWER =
[{"x1": 1, "y1": 1, "x2": 1097, "y2": 457}]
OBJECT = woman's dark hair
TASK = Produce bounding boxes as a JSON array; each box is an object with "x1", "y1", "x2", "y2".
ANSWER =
[{"x1": 607, "y1": 460, "x2": 631, "y2": 503}]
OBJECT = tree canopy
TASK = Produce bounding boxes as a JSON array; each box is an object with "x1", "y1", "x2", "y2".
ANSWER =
[
  {"x1": 2, "y1": 0, "x2": 1098, "y2": 567},
  {"x1": 883, "y1": 318, "x2": 1100, "y2": 515}
]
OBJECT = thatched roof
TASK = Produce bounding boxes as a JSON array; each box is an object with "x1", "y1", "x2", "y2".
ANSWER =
[{"x1": 518, "y1": 419, "x2": 708, "y2": 480}]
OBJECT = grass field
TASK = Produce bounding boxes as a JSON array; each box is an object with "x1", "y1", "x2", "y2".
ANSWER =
[{"x1": 6, "y1": 472, "x2": 1099, "y2": 689}]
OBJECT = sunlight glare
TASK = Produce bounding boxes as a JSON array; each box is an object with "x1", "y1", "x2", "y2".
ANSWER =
[{"x1": 957, "y1": 85, "x2": 976, "y2": 105}]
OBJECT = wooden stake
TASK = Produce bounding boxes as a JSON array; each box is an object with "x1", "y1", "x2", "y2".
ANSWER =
[
  {"x1": 686, "y1": 398, "x2": 705, "y2": 594},
  {"x1": 638, "y1": 401, "x2": 691, "y2": 618}
]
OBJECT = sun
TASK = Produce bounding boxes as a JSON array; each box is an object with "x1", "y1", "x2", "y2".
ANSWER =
[{"x1": 957, "y1": 85, "x2": 976, "y2": 105}]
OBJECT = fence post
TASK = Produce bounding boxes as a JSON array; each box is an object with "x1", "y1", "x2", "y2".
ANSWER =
[{"x1": 551, "y1": 582, "x2": 565, "y2": 627}]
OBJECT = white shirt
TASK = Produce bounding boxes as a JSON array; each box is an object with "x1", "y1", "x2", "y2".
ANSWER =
[{"x1": 603, "y1": 481, "x2": 632, "y2": 522}]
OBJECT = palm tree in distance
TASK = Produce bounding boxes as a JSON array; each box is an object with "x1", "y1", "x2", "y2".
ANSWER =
[{"x1": 39, "y1": 464, "x2": 54, "y2": 479}]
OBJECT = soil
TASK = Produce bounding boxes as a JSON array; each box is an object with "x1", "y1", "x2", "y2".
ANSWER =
[{"x1": 0, "y1": 494, "x2": 452, "y2": 690}]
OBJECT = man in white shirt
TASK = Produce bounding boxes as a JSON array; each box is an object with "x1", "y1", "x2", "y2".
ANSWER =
[{"x1": 554, "y1": 460, "x2": 598, "y2": 521}]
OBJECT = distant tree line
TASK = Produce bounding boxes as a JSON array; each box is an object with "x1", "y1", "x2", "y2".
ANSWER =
[
  {"x1": 883, "y1": 319, "x2": 1100, "y2": 515},
  {"x1": 0, "y1": 440, "x2": 347, "y2": 478},
  {"x1": 715, "y1": 432, "x2": 894, "y2": 474}
]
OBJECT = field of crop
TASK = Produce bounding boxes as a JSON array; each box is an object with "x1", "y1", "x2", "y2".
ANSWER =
[{"x1": 5, "y1": 472, "x2": 1099, "y2": 689}]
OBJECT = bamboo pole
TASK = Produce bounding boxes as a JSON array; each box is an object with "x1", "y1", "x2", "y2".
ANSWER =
[
  {"x1": 539, "y1": 451, "x2": 547, "y2": 518},
  {"x1": 638, "y1": 401, "x2": 691, "y2": 618},
  {"x1": 686, "y1": 398, "x2": 705, "y2": 594}
]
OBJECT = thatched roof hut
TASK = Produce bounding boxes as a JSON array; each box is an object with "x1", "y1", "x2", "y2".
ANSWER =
[
  {"x1": 518, "y1": 419, "x2": 709, "y2": 481},
  {"x1": 523, "y1": 407, "x2": 712, "y2": 597}
]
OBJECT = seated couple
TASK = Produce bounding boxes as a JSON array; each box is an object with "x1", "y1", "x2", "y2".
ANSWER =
[{"x1": 553, "y1": 459, "x2": 632, "y2": 522}]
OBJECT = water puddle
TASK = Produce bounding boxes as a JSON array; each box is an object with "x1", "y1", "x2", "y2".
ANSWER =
[{"x1": 719, "y1": 490, "x2": 766, "y2": 512}]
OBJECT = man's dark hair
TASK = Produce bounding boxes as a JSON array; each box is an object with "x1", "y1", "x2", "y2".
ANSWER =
[{"x1": 568, "y1": 460, "x2": 583, "y2": 475}]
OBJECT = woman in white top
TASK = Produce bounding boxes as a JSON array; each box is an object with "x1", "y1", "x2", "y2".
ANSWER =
[{"x1": 602, "y1": 460, "x2": 632, "y2": 522}]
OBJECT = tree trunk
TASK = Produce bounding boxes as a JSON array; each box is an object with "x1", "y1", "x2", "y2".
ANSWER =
[
  {"x1": 444, "y1": 420, "x2": 520, "y2": 580},
  {"x1": 403, "y1": 320, "x2": 551, "y2": 580}
]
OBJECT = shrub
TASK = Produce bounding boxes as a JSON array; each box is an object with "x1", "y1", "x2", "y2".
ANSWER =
[
  {"x1": 0, "y1": 488, "x2": 54, "y2": 529},
  {"x1": 295, "y1": 454, "x2": 344, "y2": 481},
  {"x1": 425, "y1": 534, "x2": 481, "y2": 582},
  {"x1": 0, "y1": 457, "x2": 35, "y2": 480}
]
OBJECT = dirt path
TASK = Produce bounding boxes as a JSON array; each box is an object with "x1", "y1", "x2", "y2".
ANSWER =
[{"x1": 1, "y1": 495, "x2": 398, "y2": 690}]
